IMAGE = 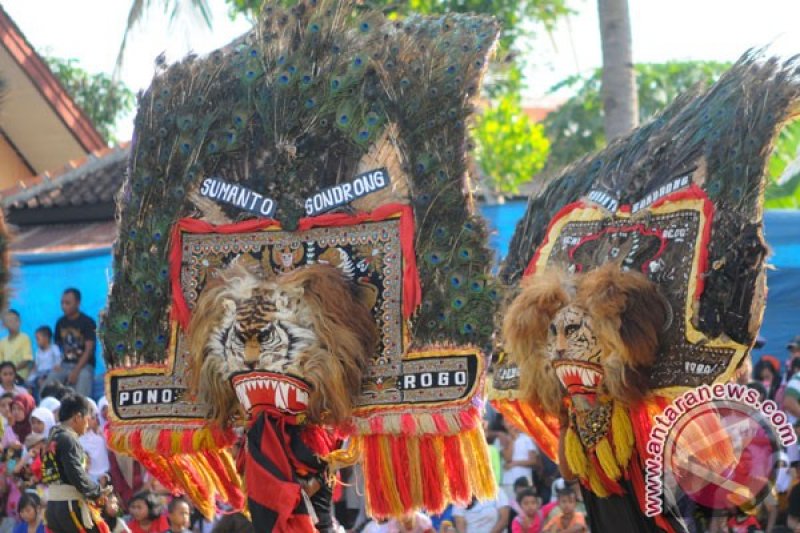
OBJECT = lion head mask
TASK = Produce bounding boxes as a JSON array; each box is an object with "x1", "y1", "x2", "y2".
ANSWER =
[
  {"x1": 503, "y1": 263, "x2": 669, "y2": 416},
  {"x1": 188, "y1": 263, "x2": 378, "y2": 426}
]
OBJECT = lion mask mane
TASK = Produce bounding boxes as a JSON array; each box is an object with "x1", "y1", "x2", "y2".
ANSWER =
[
  {"x1": 503, "y1": 263, "x2": 669, "y2": 416},
  {"x1": 188, "y1": 263, "x2": 378, "y2": 426}
]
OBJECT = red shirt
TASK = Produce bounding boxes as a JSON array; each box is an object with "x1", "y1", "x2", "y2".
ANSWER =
[{"x1": 129, "y1": 516, "x2": 169, "y2": 533}]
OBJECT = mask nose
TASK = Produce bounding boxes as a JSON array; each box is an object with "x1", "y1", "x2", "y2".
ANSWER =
[
  {"x1": 244, "y1": 338, "x2": 260, "y2": 365},
  {"x1": 555, "y1": 333, "x2": 568, "y2": 358}
]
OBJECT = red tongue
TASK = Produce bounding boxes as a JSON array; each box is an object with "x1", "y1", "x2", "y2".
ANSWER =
[{"x1": 231, "y1": 372, "x2": 310, "y2": 415}]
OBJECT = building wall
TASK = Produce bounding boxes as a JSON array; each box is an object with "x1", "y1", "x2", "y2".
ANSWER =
[{"x1": 0, "y1": 133, "x2": 33, "y2": 188}]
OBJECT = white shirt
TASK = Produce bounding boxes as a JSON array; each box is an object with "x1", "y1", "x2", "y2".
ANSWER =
[
  {"x1": 452, "y1": 490, "x2": 509, "y2": 531},
  {"x1": 502, "y1": 433, "x2": 537, "y2": 486},
  {"x1": 79, "y1": 430, "x2": 110, "y2": 479},
  {"x1": 35, "y1": 344, "x2": 61, "y2": 373}
]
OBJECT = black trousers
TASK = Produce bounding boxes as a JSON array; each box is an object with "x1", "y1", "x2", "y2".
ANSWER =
[{"x1": 45, "y1": 501, "x2": 102, "y2": 533}]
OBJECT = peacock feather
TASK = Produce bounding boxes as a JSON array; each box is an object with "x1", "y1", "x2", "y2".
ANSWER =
[{"x1": 104, "y1": 0, "x2": 501, "y2": 371}]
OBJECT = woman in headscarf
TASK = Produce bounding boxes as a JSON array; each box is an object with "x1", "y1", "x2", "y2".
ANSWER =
[
  {"x1": 80, "y1": 398, "x2": 111, "y2": 484},
  {"x1": 30, "y1": 407, "x2": 55, "y2": 438},
  {"x1": 10, "y1": 393, "x2": 35, "y2": 443},
  {"x1": 38, "y1": 396, "x2": 61, "y2": 417},
  {"x1": 97, "y1": 396, "x2": 108, "y2": 430}
]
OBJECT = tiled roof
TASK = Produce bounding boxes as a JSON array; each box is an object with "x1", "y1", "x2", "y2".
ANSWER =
[{"x1": 1, "y1": 143, "x2": 129, "y2": 225}]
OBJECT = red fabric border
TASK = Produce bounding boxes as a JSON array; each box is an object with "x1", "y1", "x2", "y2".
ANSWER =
[
  {"x1": 522, "y1": 201, "x2": 586, "y2": 278},
  {"x1": 169, "y1": 218, "x2": 280, "y2": 329},
  {"x1": 650, "y1": 184, "x2": 715, "y2": 301},
  {"x1": 169, "y1": 203, "x2": 421, "y2": 330},
  {"x1": 522, "y1": 186, "x2": 715, "y2": 302}
]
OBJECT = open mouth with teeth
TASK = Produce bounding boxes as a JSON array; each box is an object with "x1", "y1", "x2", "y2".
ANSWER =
[
  {"x1": 552, "y1": 360, "x2": 603, "y2": 395},
  {"x1": 230, "y1": 371, "x2": 310, "y2": 415}
]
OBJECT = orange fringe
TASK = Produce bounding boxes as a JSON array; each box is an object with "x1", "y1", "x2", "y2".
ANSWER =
[
  {"x1": 352, "y1": 407, "x2": 496, "y2": 519},
  {"x1": 107, "y1": 422, "x2": 244, "y2": 519},
  {"x1": 491, "y1": 398, "x2": 561, "y2": 462}
]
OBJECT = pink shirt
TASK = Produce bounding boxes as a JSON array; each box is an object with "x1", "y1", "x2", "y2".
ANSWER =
[{"x1": 512, "y1": 512, "x2": 543, "y2": 533}]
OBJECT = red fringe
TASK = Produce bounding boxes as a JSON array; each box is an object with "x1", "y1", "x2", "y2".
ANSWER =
[
  {"x1": 390, "y1": 435, "x2": 413, "y2": 510},
  {"x1": 442, "y1": 435, "x2": 470, "y2": 505},
  {"x1": 400, "y1": 414, "x2": 417, "y2": 435},
  {"x1": 419, "y1": 437, "x2": 445, "y2": 512},
  {"x1": 300, "y1": 425, "x2": 339, "y2": 458},
  {"x1": 588, "y1": 454, "x2": 624, "y2": 496},
  {"x1": 156, "y1": 430, "x2": 172, "y2": 455},
  {"x1": 203, "y1": 451, "x2": 246, "y2": 509},
  {"x1": 363, "y1": 435, "x2": 390, "y2": 517}
]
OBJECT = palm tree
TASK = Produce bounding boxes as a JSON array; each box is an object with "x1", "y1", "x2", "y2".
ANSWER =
[
  {"x1": 597, "y1": 0, "x2": 638, "y2": 141},
  {"x1": 116, "y1": 0, "x2": 213, "y2": 74}
]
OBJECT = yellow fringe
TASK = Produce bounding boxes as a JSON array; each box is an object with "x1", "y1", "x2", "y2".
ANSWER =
[
  {"x1": 564, "y1": 428, "x2": 588, "y2": 477},
  {"x1": 611, "y1": 401, "x2": 634, "y2": 467},
  {"x1": 465, "y1": 426, "x2": 496, "y2": 500},
  {"x1": 585, "y1": 465, "x2": 610, "y2": 498},
  {"x1": 350, "y1": 421, "x2": 497, "y2": 518},
  {"x1": 378, "y1": 436, "x2": 405, "y2": 516},
  {"x1": 407, "y1": 437, "x2": 424, "y2": 506},
  {"x1": 594, "y1": 436, "x2": 622, "y2": 481},
  {"x1": 324, "y1": 440, "x2": 362, "y2": 471}
]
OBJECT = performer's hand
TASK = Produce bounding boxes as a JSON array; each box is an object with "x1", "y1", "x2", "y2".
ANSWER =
[
  {"x1": 300, "y1": 477, "x2": 321, "y2": 497},
  {"x1": 67, "y1": 369, "x2": 79, "y2": 385}
]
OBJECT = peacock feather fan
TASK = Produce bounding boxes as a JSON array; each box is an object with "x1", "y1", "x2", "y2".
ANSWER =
[
  {"x1": 104, "y1": 0, "x2": 501, "y2": 366},
  {"x1": 493, "y1": 51, "x2": 800, "y2": 416}
]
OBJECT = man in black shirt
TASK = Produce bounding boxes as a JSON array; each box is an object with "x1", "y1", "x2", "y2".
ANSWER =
[
  {"x1": 49, "y1": 288, "x2": 96, "y2": 397},
  {"x1": 43, "y1": 394, "x2": 112, "y2": 532}
]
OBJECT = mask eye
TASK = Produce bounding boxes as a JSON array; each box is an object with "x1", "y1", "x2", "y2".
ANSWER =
[
  {"x1": 564, "y1": 324, "x2": 580, "y2": 336},
  {"x1": 549, "y1": 323, "x2": 557, "y2": 336}
]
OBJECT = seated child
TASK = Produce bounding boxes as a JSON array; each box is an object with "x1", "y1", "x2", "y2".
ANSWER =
[
  {"x1": 542, "y1": 489, "x2": 587, "y2": 533},
  {"x1": 512, "y1": 488, "x2": 544, "y2": 533},
  {"x1": 127, "y1": 491, "x2": 169, "y2": 533},
  {"x1": 13, "y1": 433, "x2": 46, "y2": 491},
  {"x1": 161, "y1": 496, "x2": 192, "y2": 533},
  {"x1": 103, "y1": 493, "x2": 131, "y2": 533},
  {"x1": 13, "y1": 492, "x2": 45, "y2": 533},
  {"x1": 26, "y1": 327, "x2": 61, "y2": 398}
]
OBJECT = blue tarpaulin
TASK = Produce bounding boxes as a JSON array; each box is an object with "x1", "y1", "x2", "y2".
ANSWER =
[{"x1": 5, "y1": 206, "x2": 798, "y2": 386}]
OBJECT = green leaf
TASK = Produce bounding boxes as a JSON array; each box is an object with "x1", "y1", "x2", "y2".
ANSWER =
[
  {"x1": 44, "y1": 56, "x2": 135, "y2": 144},
  {"x1": 473, "y1": 93, "x2": 550, "y2": 195}
]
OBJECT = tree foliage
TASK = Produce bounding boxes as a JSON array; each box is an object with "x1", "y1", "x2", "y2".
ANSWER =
[
  {"x1": 543, "y1": 61, "x2": 733, "y2": 170},
  {"x1": 765, "y1": 120, "x2": 800, "y2": 208},
  {"x1": 473, "y1": 94, "x2": 550, "y2": 194},
  {"x1": 118, "y1": 0, "x2": 212, "y2": 72},
  {"x1": 45, "y1": 57, "x2": 136, "y2": 144}
]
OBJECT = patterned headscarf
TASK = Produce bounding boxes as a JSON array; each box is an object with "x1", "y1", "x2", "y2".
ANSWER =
[{"x1": 11, "y1": 393, "x2": 35, "y2": 442}]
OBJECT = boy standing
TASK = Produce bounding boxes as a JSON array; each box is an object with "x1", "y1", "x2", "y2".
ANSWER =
[{"x1": 0, "y1": 310, "x2": 33, "y2": 381}]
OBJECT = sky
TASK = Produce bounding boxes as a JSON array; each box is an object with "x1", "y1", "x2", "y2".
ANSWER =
[{"x1": 4, "y1": 0, "x2": 800, "y2": 139}]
